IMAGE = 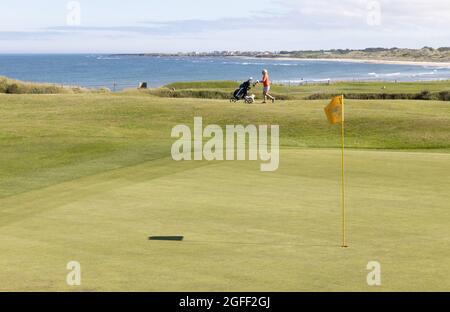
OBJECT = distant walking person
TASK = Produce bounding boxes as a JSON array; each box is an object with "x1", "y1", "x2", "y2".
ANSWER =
[{"x1": 260, "y1": 69, "x2": 275, "y2": 104}]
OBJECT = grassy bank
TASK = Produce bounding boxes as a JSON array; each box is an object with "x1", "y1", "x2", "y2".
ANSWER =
[
  {"x1": 3, "y1": 76, "x2": 450, "y2": 101},
  {"x1": 1, "y1": 93, "x2": 450, "y2": 198},
  {"x1": 0, "y1": 93, "x2": 449, "y2": 291},
  {"x1": 0, "y1": 76, "x2": 110, "y2": 94},
  {"x1": 2, "y1": 91, "x2": 450, "y2": 202},
  {"x1": 146, "y1": 80, "x2": 450, "y2": 101}
]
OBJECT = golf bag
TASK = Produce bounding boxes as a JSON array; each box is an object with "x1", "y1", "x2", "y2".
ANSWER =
[{"x1": 230, "y1": 79, "x2": 255, "y2": 104}]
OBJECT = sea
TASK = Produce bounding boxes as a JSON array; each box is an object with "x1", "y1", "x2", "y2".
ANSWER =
[{"x1": 0, "y1": 54, "x2": 449, "y2": 91}]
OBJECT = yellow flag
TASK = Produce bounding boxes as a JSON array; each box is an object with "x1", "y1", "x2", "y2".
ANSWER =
[
  {"x1": 324, "y1": 94, "x2": 348, "y2": 247},
  {"x1": 324, "y1": 95, "x2": 344, "y2": 124}
]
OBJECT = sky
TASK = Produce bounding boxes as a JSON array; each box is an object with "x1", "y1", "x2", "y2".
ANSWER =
[{"x1": 0, "y1": 0, "x2": 449, "y2": 53}]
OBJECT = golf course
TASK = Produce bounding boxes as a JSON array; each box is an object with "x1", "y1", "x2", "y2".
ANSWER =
[{"x1": 0, "y1": 82, "x2": 449, "y2": 291}]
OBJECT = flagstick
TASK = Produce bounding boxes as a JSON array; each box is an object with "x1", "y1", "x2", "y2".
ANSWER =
[{"x1": 341, "y1": 95, "x2": 347, "y2": 248}]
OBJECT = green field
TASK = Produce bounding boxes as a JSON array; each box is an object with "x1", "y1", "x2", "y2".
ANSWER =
[
  {"x1": 164, "y1": 80, "x2": 450, "y2": 95},
  {"x1": 0, "y1": 92, "x2": 449, "y2": 291},
  {"x1": 149, "y1": 80, "x2": 450, "y2": 101}
]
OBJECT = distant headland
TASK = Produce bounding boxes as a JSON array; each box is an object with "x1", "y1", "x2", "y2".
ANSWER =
[{"x1": 113, "y1": 47, "x2": 450, "y2": 66}]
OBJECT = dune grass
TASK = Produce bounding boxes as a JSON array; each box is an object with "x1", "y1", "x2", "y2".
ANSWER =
[
  {"x1": 0, "y1": 93, "x2": 449, "y2": 291},
  {"x1": 0, "y1": 76, "x2": 110, "y2": 94}
]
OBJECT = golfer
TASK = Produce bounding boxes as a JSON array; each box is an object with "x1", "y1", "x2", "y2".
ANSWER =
[{"x1": 260, "y1": 69, "x2": 275, "y2": 103}]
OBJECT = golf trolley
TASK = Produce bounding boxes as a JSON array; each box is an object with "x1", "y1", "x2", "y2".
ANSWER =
[{"x1": 230, "y1": 78, "x2": 257, "y2": 104}]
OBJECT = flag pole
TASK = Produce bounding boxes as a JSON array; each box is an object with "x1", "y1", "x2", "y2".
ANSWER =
[{"x1": 341, "y1": 95, "x2": 347, "y2": 248}]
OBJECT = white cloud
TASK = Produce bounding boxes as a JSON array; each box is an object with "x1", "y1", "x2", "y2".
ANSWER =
[
  {"x1": 277, "y1": 0, "x2": 450, "y2": 28},
  {"x1": 0, "y1": 0, "x2": 449, "y2": 52}
]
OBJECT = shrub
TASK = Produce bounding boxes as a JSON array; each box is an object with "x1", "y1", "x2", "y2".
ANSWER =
[
  {"x1": 148, "y1": 87, "x2": 293, "y2": 100},
  {"x1": 416, "y1": 90, "x2": 432, "y2": 100},
  {"x1": 6, "y1": 83, "x2": 20, "y2": 94},
  {"x1": 438, "y1": 91, "x2": 450, "y2": 101},
  {"x1": 0, "y1": 77, "x2": 8, "y2": 93},
  {"x1": 164, "y1": 81, "x2": 239, "y2": 90},
  {"x1": 306, "y1": 91, "x2": 448, "y2": 101}
]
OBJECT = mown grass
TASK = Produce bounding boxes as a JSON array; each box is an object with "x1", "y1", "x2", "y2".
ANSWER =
[
  {"x1": 0, "y1": 93, "x2": 449, "y2": 291},
  {"x1": 1, "y1": 93, "x2": 449, "y2": 199}
]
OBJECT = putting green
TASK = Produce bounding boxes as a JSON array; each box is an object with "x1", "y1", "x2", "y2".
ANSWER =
[{"x1": 1, "y1": 148, "x2": 449, "y2": 291}]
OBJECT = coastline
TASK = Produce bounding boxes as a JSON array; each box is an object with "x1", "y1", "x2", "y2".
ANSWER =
[
  {"x1": 1, "y1": 54, "x2": 450, "y2": 91},
  {"x1": 114, "y1": 53, "x2": 450, "y2": 68},
  {"x1": 241, "y1": 56, "x2": 450, "y2": 68}
]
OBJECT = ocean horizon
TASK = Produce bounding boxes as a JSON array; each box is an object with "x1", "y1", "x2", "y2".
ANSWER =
[{"x1": 1, "y1": 54, "x2": 450, "y2": 91}]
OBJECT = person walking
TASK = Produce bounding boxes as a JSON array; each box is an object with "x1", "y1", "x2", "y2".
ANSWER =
[{"x1": 260, "y1": 69, "x2": 275, "y2": 104}]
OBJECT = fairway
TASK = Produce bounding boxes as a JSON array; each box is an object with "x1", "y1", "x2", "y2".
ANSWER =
[{"x1": 0, "y1": 94, "x2": 449, "y2": 291}]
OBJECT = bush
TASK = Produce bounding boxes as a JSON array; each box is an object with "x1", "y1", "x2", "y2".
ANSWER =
[
  {"x1": 416, "y1": 90, "x2": 432, "y2": 100},
  {"x1": 0, "y1": 77, "x2": 8, "y2": 93},
  {"x1": 148, "y1": 87, "x2": 293, "y2": 100},
  {"x1": 438, "y1": 91, "x2": 450, "y2": 101},
  {"x1": 149, "y1": 88, "x2": 231, "y2": 99},
  {"x1": 164, "y1": 81, "x2": 239, "y2": 90},
  {"x1": 6, "y1": 83, "x2": 19, "y2": 94},
  {"x1": 307, "y1": 91, "x2": 449, "y2": 101}
]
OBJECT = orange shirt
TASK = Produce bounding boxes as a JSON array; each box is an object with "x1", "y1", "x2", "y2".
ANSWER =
[{"x1": 262, "y1": 74, "x2": 270, "y2": 87}]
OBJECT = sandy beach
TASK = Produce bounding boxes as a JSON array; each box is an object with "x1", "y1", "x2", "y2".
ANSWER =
[{"x1": 241, "y1": 56, "x2": 450, "y2": 68}]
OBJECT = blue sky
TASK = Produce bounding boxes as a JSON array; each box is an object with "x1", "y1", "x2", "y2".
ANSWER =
[{"x1": 1, "y1": 0, "x2": 449, "y2": 53}]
